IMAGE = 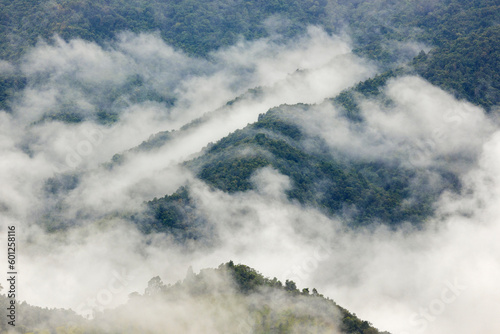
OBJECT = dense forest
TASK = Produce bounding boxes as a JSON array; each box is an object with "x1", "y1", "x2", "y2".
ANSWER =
[
  {"x1": 129, "y1": 0, "x2": 498, "y2": 236},
  {"x1": 1, "y1": 0, "x2": 499, "y2": 111},
  {"x1": 140, "y1": 105, "x2": 461, "y2": 236},
  {"x1": 1, "y1": 0, "x2": 499, "y2": 333}
]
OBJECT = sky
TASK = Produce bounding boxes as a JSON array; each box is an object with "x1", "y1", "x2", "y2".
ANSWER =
[{"x1": 0, "y1": 26, "x2": 499, "y2": 334}]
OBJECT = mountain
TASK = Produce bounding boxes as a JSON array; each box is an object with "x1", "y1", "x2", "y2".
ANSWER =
[
  {"x1": 1, "y1": 0, "x2": 499, "y2": 333},
  {"x1": 140, "y1": 103, "x2": 460, "y2": 238},
  {"x1": 0, "y1": 262, "x2": 390, "y2": 333},
  {"x1": 1, "y1": 0, "x2": 499, "y2": 112}
]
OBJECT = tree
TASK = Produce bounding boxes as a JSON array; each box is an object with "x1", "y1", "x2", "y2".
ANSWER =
[
  {"x1": 285, "y1": 279, "x2": 297, "y2": 292},
  {"x1": 144, "y1": 276, "x2": 165, "y2": 296}
]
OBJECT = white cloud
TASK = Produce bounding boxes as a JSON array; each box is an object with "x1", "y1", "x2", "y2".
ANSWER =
[
  {"x1": 0, "y1": 26, "x2": 499, "y2": 334},
  {"x1": 298, "y1": 76, "x2": 495, "y2": 172}
]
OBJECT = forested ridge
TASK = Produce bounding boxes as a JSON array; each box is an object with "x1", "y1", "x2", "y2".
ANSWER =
[
  {"x1": 1, "y1": 0, "x2": 499, "y2": 110},
  {"x1": 142, "y1": 106, "x2": 460, "y2": 236},
  {"x1": 25, "y1": 0, "x2": 495, "y2": 238},
  {"x1": 0, "y1": 262, "x2": 389, "y2": 333},
  {"x1": 1, "y1": 0, "x2": 499, "y2": 333}
]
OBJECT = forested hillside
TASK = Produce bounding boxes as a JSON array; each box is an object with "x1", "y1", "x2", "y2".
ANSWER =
[
  {"x1": 141, "y1": 104, "x2": 460, "y2": 236},
  {"x1": 1, "y1": 0, "x2": 499, "y2": 333},
  {"x1": 0, "y1": 263, "x2": 389, "y2": 333},
  {"x1": 1, "y1": 0, "x2": 499, "y2": 111}
]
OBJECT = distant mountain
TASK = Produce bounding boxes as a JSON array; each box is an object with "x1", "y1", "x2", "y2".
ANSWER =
[{"x1": 1, "y1": 0, "x2": 499, "y2": 110}]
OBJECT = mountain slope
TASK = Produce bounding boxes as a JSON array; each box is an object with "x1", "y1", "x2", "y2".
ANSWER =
[
  {"x1": 1, "y1": 1, "x2": 499, "y2": 333},
  {"x1": 0, "y1": 262, "x2": 390, "y2": 333},
  {"x1": 139, "y1": 94, "x2": 461, "y2": 236},
  {"x1": 1, "y1": 0, "x2": 498, "y2": 111}
]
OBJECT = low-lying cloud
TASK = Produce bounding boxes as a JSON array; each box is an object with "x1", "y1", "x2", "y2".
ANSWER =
[{"x1": 0, "y1": 25, "x2": 499, "y2": 334}]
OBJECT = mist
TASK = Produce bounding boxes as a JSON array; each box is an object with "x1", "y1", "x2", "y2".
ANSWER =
[{"x1": 0, "y1": 24, "x2": 499, "y2": 334}]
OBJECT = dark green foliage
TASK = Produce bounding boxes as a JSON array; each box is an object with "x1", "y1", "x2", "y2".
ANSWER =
[
  {"x1": 96, "y1": 110, "x2": 119, "y2": 124},
  {"x1": 255, "y1": 110, "x2": 303, "y2": 140},
  {"x1": 230, "y1": 263, "x2": 268, "y2": 294},
  {"x1": 136, "y1": 130, "x2": 174, "y2": 151},
  {"x1": 0, "y1": 2, "x2": 496, "y2": 332},
  {"x1": 179, "y1": 108, "x2": 455, "y2": 227},
  {"x1": 332, "y1": 69, "x2": 403, "y2": 121},
  {"x1": 0, "y1": 0, "x2": 329, "y2": 62},
  {"x1": 0, "y1": 75, "x2": 25, "y2": 111},
  {"x1": 337, "y1": 0, "x2": 500, "y2": 108},
  {"x1": 1, "y1": 0, "x2": 499, "y2": 111},
  {"x1": 412, "y1": 0, "x2": 499, "y2": 47},
  {"x1": 333, "y1": 90, "x2": 362, "y2": 122},
  {"x1": 145, "y1": 186, "x2": 191, "y2": 232},
  {"x1": 141, "y1": 186, "x2": 212, "y2": 241},
  {"x1": 139, "y1": 102, "x2": 461, "y2": 234},
  {"x1": 353, "y1": 70, "x2": 401, "y2": 98},
  {"x1": 405, "y1": 0, "x2": 500, "y2": 110},
  {"x1": 413, "y1": 25, "x2": 500, "y2": 110},
  {"x1": 199, "y1": 156, "x2": 271, "y2": 193},
  {"x1": 341, "y1": 310, "x2": 386, "y2": 334}
]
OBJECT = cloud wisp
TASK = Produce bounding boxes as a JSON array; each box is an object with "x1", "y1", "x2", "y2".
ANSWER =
[{"x1": 0, "y1": 26, "x2": 499, "y2": 334}]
